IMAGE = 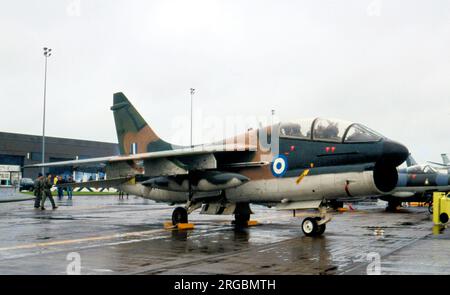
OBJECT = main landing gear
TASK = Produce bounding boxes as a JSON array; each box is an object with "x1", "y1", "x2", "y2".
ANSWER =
[
  {"x1": 386, "y1": 200, "x2": 401, "y2": 212},
  {"x1": 172, "y1": 207, "x2": 188, "y2": 225},
  {"x1": 232, "y1": 203, "x2": 253, "y2": 228},
  {"x1": 170, "y1": 201, "x2": 201, "y2": 226},
  {"x1": 234, "y1": 212, "x2": 251, "y2": 227}
]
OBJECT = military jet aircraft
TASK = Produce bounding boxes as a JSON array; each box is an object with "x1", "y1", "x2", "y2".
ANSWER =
[
  {"x1": 428, "y1": 154, "x2": 450, "y2": 170},
  {"x1": 381, "y1": 155, "x2": 450, "y2": 211},
  {"x1": 25, "y1": 93, "x2": 409, "y2": 236}
]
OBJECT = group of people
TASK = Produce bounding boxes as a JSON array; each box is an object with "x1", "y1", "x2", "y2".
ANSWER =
[
  {"x1": 33, "y1": 173, "x2": 74, "y2": 210},
  {"x1": 53, "y1": 175, "x2": 74, "y2": 200}
]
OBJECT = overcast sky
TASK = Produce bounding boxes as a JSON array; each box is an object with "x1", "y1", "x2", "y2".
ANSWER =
[{"x1": 1, "y1": 0, "x2": 449, "y2": 164}]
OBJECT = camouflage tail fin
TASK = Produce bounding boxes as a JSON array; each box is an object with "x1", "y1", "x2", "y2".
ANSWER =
[
  {"x1": 111, "y1": 92, "x2": 175, "y2": 155},
  {"x1": 442, "y1": 154, "x2": 449, "y2": 165}
]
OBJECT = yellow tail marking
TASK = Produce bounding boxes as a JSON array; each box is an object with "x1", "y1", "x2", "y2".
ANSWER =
[{"x1": 296, "y1": 169, "x2": 310, "y2": 185}]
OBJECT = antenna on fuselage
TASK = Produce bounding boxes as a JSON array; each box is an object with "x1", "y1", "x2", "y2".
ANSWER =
[{"x1": 271, "y1": 109, "x2": 275, "y2": 126}]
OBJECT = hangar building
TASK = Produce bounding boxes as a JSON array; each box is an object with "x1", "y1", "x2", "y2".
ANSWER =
[{"x1": 0, "y1": 131, "x2": 119, "y2": 179}]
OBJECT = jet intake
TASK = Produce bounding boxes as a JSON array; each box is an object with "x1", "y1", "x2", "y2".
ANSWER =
[
  {"x1": 373, "y1": 162, "x2": 398, "y2": 193},
  {"x1": 370, "y1": 139, "x2": 408, "y2": 194}
]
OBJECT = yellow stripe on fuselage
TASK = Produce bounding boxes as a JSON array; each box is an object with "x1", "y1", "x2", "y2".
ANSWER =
[{"x1": 295, "y1": 169, "x2": 310, "y2": 185}]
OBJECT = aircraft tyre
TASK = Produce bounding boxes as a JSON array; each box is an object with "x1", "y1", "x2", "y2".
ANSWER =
[
  {"x1": 302, "y1": 217, "x2": 325, "y2": 237},
  {"x1": 172, "y1": 207, "x2": 188, "y2": 225},
  {"x1": 234, "y1": 212, "x2": 250, "y2": 228},
  {"x1": 315, "y1": 218, "x2": 326, "y2": 235},
  {"x1": 386, "y1": 200, "x2": 400, "y2": 212}
]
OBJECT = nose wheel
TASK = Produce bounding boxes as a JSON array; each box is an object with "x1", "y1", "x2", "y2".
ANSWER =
[
  {"x1": 172, "y1": 207, "x2": 188, "y2": 225},
  {"x1": 302, "y1": 217, "x2": 326, "y2": 237}
]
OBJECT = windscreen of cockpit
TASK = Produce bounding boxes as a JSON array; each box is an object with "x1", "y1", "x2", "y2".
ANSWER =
[
  {"x1": 344, "y1": 124, "x2": 383, "y2": 143},
  {"x1": 279, "y1": 119, "x2": 314, "y2": 139},
  {"x1": 280, "y1": 119, "x2": 384, "y2": 143},
  {"x1": 312, "y1": 119, "x2": 351, "y2": 142}
]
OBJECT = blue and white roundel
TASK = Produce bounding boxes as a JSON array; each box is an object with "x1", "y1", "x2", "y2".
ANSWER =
[{"x1": 271, "y1": 155, "x2": 288, "y2": 177}]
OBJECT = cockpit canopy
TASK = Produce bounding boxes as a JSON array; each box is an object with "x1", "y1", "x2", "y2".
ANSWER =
[
  {"x1": 404, "y1": 165, "x2": 438, "y2": 174},
  {"x1": 279, "y1": 118, "x2": 384, "y2": 143}
]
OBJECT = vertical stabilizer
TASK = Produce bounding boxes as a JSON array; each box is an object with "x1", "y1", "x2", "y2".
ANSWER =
[{"x1": 110, "y1": 92, "x2": 176, "y2": 155}]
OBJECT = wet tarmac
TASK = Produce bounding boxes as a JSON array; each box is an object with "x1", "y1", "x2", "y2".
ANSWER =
[
  {"x1": 0, "y1": 195, "x2": 448, "y2": 275},
  {"x1": 0, "y1": 188, "x2": 34, "y2": 203}
]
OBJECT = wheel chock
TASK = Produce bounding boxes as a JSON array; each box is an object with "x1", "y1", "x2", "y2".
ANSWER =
[
  {"x1": 247, "y1": 220, "x2": 258, "y2": 226},
  {"x1": 177, "y1": 223, "x2": 194, "y2": 230},
  {"x1": 164, "y1": 221, "x2": 175, "y2": 229},
  {"x1": 163, "y1": 222, "x2": 195, "y2": 230}
]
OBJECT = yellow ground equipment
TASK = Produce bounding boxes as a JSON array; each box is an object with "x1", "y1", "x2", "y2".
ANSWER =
[
  {"x1": 408, "y1": 202, "x2": 428, "y2": 207},
  {"x1": 163, "y1": 221, "x2": 194, "y2": 230},
  {"x1": 433, "y1": 192, "x2": 450, "y2": 225}
]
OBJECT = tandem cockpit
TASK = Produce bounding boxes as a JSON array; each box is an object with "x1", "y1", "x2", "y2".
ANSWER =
[
  {"x1": 278, "y1": 118, "x2": 384, "y2": 143},
  {"x1": 399, "y1": 165, "x2": 442, "y2": 175}
]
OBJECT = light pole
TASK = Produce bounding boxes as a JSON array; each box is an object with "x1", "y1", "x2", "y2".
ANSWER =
[
  {"x1": 190, "y1": 88, "x2": 195, "y2": 147},
  {"x1": 41, "y1": 47, "x2": 52, "y2": 175}
]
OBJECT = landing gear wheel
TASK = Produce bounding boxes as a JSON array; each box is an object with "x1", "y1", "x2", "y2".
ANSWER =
[
  {"x1": 302, "y1": 217, "x2": 319, "y2": 237},
  {"x1": 316, "y1": 224, "x2": 326, "y2": 235},
  {"x1": 234, "y1": 213, "x2": 250, "y2": 228},
  {"x1": 386, "y1": 201, "x2": 400, "y2": 212},
  {"x1": 172, "y1": 207, "x2": 188, "y2": 225},
  {"x1": 315, "y1": 217, "x2": 326, "y2": 235}
]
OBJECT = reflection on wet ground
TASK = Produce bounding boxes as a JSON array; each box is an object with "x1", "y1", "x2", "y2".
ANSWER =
[{"x1": 0, "y1": 196, "x2": 448, "y2": 275}]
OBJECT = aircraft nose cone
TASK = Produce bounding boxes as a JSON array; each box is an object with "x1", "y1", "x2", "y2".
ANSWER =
[{"x1": 381, "y1": 139, "x2": 409, "y2": 167}]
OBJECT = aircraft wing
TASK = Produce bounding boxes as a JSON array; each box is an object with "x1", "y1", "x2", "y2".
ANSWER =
[
  {"x1": 24, "y1": 156, "x2": 112, "y2": 169},
  {"x1": 57, "y1": 177, "x2": 133, "y2": 189},
  {"x1": 24, "y1": 144, "x2": 256, "y2": 169},
  {"x1": 24, "y1": 143, "x2": 258, "y2": 179}
]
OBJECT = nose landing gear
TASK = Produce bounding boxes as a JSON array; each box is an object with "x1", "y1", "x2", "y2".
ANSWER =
[
  {"x1": 299, "y1": 206, "x2": 331, "y2": 237},
  {"x1": 301, "y1": 217, "x2": 326, "y2": 236}
]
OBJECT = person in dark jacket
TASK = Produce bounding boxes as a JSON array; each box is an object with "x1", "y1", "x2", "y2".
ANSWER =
[
  {"x1": 33, "y1": 173, "x2": 44, "y2": 209},
  {"x1": 41, "y1": 173, "x2": 58, "y2": 210},
  {"x1": 56, "y1": 175, "x2": 65, "y2": 200}
]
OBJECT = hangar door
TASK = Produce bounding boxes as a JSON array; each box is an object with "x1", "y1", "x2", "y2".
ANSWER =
[{"x1": 0, "y1": 154, "x2": 24, "y2": 167}]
